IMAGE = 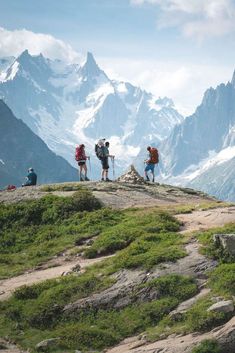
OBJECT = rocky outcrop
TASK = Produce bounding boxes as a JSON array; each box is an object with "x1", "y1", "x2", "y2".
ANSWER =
[
  {"x1": 207, "y1": 300, "x2": 234, "y2": 314},
  {"x1": 64, "y1": 270, "x2": 148, "y2": 314},
  {"x1": 64, "y1": 241, "x2": 216, "y2": 316},
  {"x1": 213, "y1": 234, "x2": 235, "y2": 257},
  {"x1": 106, "y1": 316, "x2": 235, "y2": 353},
  {"x1": 35, "y1": 338, "x2": 60, "y2": 351}
]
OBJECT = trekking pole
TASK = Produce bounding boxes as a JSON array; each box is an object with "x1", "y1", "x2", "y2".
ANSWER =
[
  {"x1": 112, "y1": 157, "x2": 115, "y2": 180},
  {"x1": 88, "y1": 158, "x2": 92, "y2": 180}
]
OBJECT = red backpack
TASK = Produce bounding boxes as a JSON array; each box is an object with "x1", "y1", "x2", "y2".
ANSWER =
[
  {"x1": 75, "y1": 145, "x2": 85, "y2": 161},
  {"x1": 150, "y1": 147, "x2": 159, "y2": 164}
]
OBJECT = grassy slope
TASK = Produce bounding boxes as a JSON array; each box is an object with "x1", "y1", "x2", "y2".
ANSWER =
[{"x1": 0, "y1": 187, "x2": 234, "y2": 352}]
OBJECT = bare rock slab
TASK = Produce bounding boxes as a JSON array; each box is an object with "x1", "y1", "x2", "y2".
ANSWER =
[
  {"x1": 207, "y1": 300, "x2": 234, "y2": 313},
  {"x1": 36, "y1": 338, "x2": 60, "y2": 351}
]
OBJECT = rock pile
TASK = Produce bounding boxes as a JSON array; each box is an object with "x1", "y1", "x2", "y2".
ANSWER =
[{"x1": 117, "y1": 165, "x2": 145, "y2": 184}]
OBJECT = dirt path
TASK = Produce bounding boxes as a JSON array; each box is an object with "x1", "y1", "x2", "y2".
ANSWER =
[
  {"x1": 0, "y1": 255, "x2": 113, "y2": 301},
  {"x1": 0, "y1": 206, "x2": 234, "y2": 302},
  {"x1": 177, "y1": 206, "x2": 235, "y2": 234}
]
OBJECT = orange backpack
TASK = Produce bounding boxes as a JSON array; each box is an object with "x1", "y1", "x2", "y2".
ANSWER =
[{"x1": 150, "y1": 147, "x2": 159, "y2": 164}]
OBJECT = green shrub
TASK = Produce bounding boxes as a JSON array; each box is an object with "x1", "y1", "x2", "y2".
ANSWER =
[
  {"x1": 85, "y1": 228, "x2": 142, "y2": 257},
  {"x1": 112, "y1": 232, "x2": 185, "y2": 271},
  {"x1": 146, "y1": 274, "x2": 197, "y2": 301},
  {"x1": 0, "y1": 190, "x2": 101, "y2": 229},
  {"x1": 59, "y1": 324, "x2": 120, "y2": 350},
  {"x1": 209, "y1": 263, "x2": 235, "y2": 296},
  {"x1": 186, "y1": 297, "x2": 228, "y2": 332},
  {"x1": 191, "y1": 339, "x2": 220, "y2": 353}
]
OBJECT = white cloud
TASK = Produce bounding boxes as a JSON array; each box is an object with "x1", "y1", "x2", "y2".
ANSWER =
[
  {"x1": 98, "y1": 56, "x2": 233, "y2": 115},
  {"x1": 0, "y1": 27, "x2": 80, "y2": 62},
  {"x1": 130, "y1": 0, "x2": 235, "y2": 40}
]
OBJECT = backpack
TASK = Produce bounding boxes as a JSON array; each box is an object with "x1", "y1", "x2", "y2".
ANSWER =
[
  {"x1": 75, "y1": 145, "x2": 85, "y2": 161},
  {"x1": 95, "y1": 144, "x2": 105, "y2": 160},
  {"x1": 150, "y1": 147, "x2": 159, "y2": 164}
]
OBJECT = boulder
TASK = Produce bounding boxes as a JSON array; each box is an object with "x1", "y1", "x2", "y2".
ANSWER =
[
  {"x1": 213, "y1": 234, "x2": 235, "y2": 257},
  {"x1": 36, "y1": 338, "x2": 60, "y2": 351},
  {"x1": 207, "y1": 300, "x2": 234, "y2": 313}
]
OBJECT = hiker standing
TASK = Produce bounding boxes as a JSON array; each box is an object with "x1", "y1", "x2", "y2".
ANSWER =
[
  {"x1": 22, "y1": 168, "x2": 37, "y2": 187},
  {"x1": 75, "y1": 144, "x2": 90, "y2": 181},
  {"x1": 95, "y1": 139, "x2": 115, "y2": 181},
  {"x1": 144, "y1": 146, "x2": 159, "y2": 182}
]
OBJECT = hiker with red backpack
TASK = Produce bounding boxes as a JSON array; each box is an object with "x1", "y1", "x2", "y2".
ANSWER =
[
  {"x1": 75, "y1": 144, "x2": 90, "y2": 181},
  {"x1": 144, "y1": 146, "x2": 159, "y2": 182}
]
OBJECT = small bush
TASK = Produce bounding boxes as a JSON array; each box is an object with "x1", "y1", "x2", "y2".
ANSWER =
[
  {"x1": 192, "y1": 339, "x2": 220, "y2": 353},
  {"x1": 146, "y1": 274, "x2": 197, "y2": 301},
  {"x1": 186, "y1": 297, "x2": 228, "y2": 332},
  {"x1": 209, "y1": 263, "x2": 235, "y2": 296},
  {"x1": 85, "y1": 228, "x2": 142, "y2": 257},
  {"x1": 112, "y1": 232, "x2": 185, "y2": 271},
  {"x1": 59, "y1": 324, "x2": 120, "y2": 350}
]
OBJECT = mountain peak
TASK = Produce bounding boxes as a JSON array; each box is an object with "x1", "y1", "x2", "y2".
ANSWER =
[
  {"x1": 80, "y1": 51, "x2": 101, "y2": 78},
  {"x1": 231, "y1": 69, "x2": 235, "y2": 87},
  {"x1": 16, "y1": 50, "x2": 48, "y2": 67},
  {"x1": 17, "y1": 49, "x2": 31, "y2": 61}
]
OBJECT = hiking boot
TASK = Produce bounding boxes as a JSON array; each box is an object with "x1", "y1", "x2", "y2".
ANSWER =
[
  {"x1": 145, "y1": 176, "x2": 150, "y2": 182},
  {"x1": 105, "y1": 178, "x2": 112, "y2": 182},
  {"x1": 85, "y1": 176, "x2": 90, "y2": 181},
  {"x1": 152, "y1": 178, "x2": 155, "y2": 182},
  {"x1": 101, "y1": 178, "x2": 105, "y2": 182}
]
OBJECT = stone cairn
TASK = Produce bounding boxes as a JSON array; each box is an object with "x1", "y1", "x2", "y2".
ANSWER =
[{"x1": 117, "y1": 165, "x2": 145, "y2": 184}]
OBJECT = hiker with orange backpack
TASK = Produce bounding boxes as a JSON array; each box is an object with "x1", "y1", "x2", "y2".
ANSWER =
[
  {"x1": 75, "y1": 144, "x2": 90, "y2": 181},
  {"x1": 144, "y1": 146, "x2": 159, "y2": 182}
]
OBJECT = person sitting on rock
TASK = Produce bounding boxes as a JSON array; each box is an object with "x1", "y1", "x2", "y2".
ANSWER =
[
  {"x1": 22, "y1": 167, "x2": 37, "y2": 187},
  {"x1": 144, "y1": 146, "x2": 159, "y2": 182}
]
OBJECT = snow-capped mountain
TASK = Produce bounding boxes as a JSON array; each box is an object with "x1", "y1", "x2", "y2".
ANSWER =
[
  {"x1": 188, "y1": 153, "x2": 235, "y2": 202},
  {"x1": 0, "y1": 50, "x2": 183, "y2": 176},
  {"x1": 159, "y1": 70, "x2": 235, "y2": 201}
]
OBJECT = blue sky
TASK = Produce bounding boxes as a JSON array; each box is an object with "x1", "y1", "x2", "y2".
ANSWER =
[{"x1": 1, "y1": 0, "x2": 235, "y2": 114}]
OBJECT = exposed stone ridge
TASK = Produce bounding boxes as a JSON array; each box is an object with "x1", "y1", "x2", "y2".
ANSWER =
[
  {"x1": 106, "y1": 316, "x2": 235, "y2": 353},
  {"x1": 117, "y1": 165, "x2": 145, "y2": 184}
]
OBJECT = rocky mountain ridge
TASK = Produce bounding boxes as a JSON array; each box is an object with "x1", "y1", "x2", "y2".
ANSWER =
[
  {"x1": 0, "y1": 50, "x2": 183, "y2": 174},
  {"x1": 157, "y1": 70, "x2": 235, "y2": 202}
]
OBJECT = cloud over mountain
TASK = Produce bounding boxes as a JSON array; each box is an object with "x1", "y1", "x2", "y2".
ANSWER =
[{"x1": 0, "y1": 27, "x2": 80, "y2": 62}]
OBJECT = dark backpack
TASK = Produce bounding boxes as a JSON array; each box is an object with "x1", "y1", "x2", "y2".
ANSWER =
[{"x1": 95, "y1": 144, "x2": 105, "y2": 160}]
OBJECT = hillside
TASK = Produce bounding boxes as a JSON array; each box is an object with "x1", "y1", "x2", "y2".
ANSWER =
[
  {"x1": 0, "y1": 174, "x2": 234, "y2": 353},
  {"x1": 0, "y1": 99, "x2": 78, "y2": 188}
]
